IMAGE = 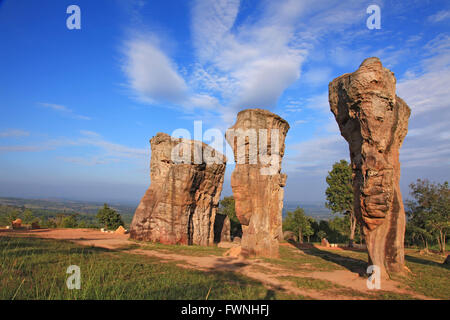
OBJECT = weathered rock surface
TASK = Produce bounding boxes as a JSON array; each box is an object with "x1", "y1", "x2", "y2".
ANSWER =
[
  {"x1": 226, "y1": 109, "x2": 289, "y2": 258},
  {"x1": 321, "y1": 238, "x2": 330, "y2": 248},
  {"x1": 12, "y1": 219, "x2": 22, "y2": 228},
  {"x1": 283, "y1": 231, "x2": 297, "y2": 242},
  {"x1": 223, "y1": 246, "x2": 243, "y2": 258},
  {"x1": 220, "y1": 215, "x2": 231, "y2": 243},
  {"x1": 130, "y1": 133, "x2": 226, "y2": 246},
  {"x1": 329, "y1": 57, "x2": 411, "y2": 277},
  {"x1": 444, "y1": 255, "x2": 450, "y2": 265},
  {"x1": 213, "y1": 214, "x2": 230, "y2": 243},
  {"x1": 115, "y1": 225, "x2": 127, "y2": 234}
]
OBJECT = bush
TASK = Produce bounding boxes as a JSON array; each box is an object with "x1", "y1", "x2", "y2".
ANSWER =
[{"x1": 97, "y1": 204, "x2": 124, "y2": 230}]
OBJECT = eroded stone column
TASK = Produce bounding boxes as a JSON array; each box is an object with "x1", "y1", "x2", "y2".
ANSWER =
[
  {"x1": 130, "y1": 132, "x2": 226, "y2": 246},
  {"x1": 226, "y1": 109, "x2": 289, "y2": 258},
  {"x1": 329, "y1": 57, "x2": 411, "y2": 278}
]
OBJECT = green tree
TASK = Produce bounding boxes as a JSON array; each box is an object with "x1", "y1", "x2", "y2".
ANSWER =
[
  {"x1": 61, "y1": 214, "x2": 78, "y2": 228},
  {"x1": 328, "y1": 216, "x2": 350, "y2": 243},
  {"x1": 218, "y1": 196, "x2": 242, "y2": 238},
  {"x1": 405, "y1": 220, "x2": 432, "y2": 250},
  {"x1": 22, "y1": 209, "x2": 35, "y2": 224},
  {"x1": 283, "y1": 207, "x2": 313, "y2": 243},
  {"x1": 7, "y1": 209, "x2": 21, "y2": 225},
  {"x1": 97, "y1": 204, "x2": 124, "y2": 230},
  {"x1": 325, "y1": 159, "x2": 357, "y2": 247},
  {"x1": 317, "y1": 230, "x2": 326, "y2": 240},
  {"x1": 406, "y1": 179, "x2": 449, "y2": 254}
]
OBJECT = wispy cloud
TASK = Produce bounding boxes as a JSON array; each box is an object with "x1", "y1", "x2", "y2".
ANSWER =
[
  {"x1": 77, "y1": 130, "x2": 147, "y2": 159},
  {"x1": 38, "y1": 102, "x2": 91, "y2": 120},
  {"x1": 190, "y1": 0, "x2": 306, "y2": 122},
  {"x1": 285, "y1": 135, "x2": 348, "y2": 175},
  {"x1": 0, "y1": 130, "x2": 147, "y2": 165},
  {"x1": 58, "y1": 156, "x2": 120, "y2": 166},
  {"x1": 122, "y1": 36, "x2": 187, "y2": 104},
  {"x1": 0, "y1": 129, "x2": 29, "y2": 138},
  {"x1": 0, "y1": 138, "x2": 73, "y2": 153},
  {"x1": 120, "y1": 0, "x2": 370, "y2": 125},
  {"x1": 428, "y1": 10, "x2": 450, "y2": 23},
  {"x1": 122, "y1": 33, "x2": 219, "y2": 111}
]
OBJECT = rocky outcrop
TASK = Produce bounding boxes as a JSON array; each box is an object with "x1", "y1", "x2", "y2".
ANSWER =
[
  {"x1": 12, "y1": 219, "x2": 22, "y2": 228},
  {"x1": 130, "y1": 133, "x2": 226, "y2": 246},
  {"x1": 444, "y1": 255, "x2": 450, "y2": 265},
  {"x1": 115, "y1": 226, "x2": 127, "y2": 234},
  {"x1": 283, "y1": 231, "x2": 297, "y2": 242},
  {"x1": 213, "y1": 214, "x2": 231, "y2": 243},
  {"x1": 226, "y1": 109, "x2": 289, "y2": 258},
  {"x1": 321, "y1": 238, "x2": 330, "y2": 248},
  {"x1": 220, "y1": 215, "x2": 231, "y2": 243},
  {"x1": 329, "y1": 57, "x2": 411, "y2": 278}
]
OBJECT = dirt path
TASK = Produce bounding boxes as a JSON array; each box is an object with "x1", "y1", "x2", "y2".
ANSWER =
[{"x1": 0, "y1": 228, "x2": 429, "y2": 300}]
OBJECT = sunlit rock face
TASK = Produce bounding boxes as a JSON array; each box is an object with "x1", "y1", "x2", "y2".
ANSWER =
[
  {"x1": 130, "y1": 133, "x2": 226, "y2": 246},
  {"x1": 226, "y1": 109, "x2": 289, "y2": 258},
  {"x1": 329, "y1": 57, "x2": 411, "y2": 278}
]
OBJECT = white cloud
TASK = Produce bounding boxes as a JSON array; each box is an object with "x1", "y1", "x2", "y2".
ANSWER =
[
  {"x1": 0, "y1": 129, "x2": 29, "y2": 138},
  {"x1": 294, "y1": 120, "x2": 307, "y2": 125},
  {"x1": 428, "y1": 10, "x2": 450, "y2": 23},
  {"x1": 58, "y1": 156, "x2": 119, "y2": 166},
  {"x1": 0, "y1": 139, "x2": 73, "y2": 153},
  {"x1": 77, "y1": 130, "x2": 147, "y2": 159},
  {"x1": 190, "y1": 0, "x2": 309, "y2": 123},
  {"x1": 397, "y1": 35, "x2": 450, "y2": 116},
  {"x1": 122, "y1": 37, "x2": 188, "y2": 103},
  {"x1": 39, "y1": 102, "x2": 91, "y2": 120},
  {"x1": 397, "y1": 69, "x2": 450, "y2": 116},
  {"x1": 191, "y1": 0, "x2": 240, "y2": 62},
  {"x1": 301, "y1": 67, "x2": 332, "y2": 86},
  {"x1": 0, "y1": 131, "x2": 147, "y2": 163},
  {"x1": 119, "y1": 0, "x2": 373, "y2": 125},
  {"x1": 285, "y1": 135, "x2": 348, "y2": 175}
]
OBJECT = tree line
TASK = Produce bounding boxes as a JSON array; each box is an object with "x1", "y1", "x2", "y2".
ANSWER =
[
  {"x1": 285, "y1": 160, "x2": 448, "y2": 253},
  {"x1": 218, "y1": 159, "x2": 448, "y2": 254},
  {"x1": 0, "y1": 203, "x2": 125, "y2": 231}
]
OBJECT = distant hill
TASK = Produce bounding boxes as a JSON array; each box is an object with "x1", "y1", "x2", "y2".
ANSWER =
[
  {"x1": 0, "y1": 196, "x2": 334, "y2": 224},
  {"x1": 282, "y1": 201, "x2": 333, "y2": 221},
  {"x1": 0, "y1": 197, "x2": 136, "y2": 224}
]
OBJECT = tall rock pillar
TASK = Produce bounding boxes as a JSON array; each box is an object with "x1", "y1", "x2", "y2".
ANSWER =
[
  {"x1": 226, "y1": 109, "x2": 290, "y2": 258},
  {"x1": 329, "y1": 58, "x2": 411, "y2": 278},
  {"x1": 130, "y1": 133, "x2": 226, "y2": 246}
]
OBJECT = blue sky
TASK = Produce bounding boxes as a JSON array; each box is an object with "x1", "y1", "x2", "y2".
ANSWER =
[{"x1": 0, "y1": 0, "x2": 449, "y2": 204}]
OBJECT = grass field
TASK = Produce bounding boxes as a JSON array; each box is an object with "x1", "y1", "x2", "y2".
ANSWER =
[
  {"x1": 0, "y1": 236, "x2": 280, "y2": 300},
  {"x1": 0, "y1": 236, "x2": 448, "y2": 300},
  {"x1": 272, "y1": 245, "x2": 450, "y2": 299}
]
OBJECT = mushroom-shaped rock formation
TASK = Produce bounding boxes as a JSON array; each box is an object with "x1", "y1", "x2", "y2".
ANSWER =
[
  {"x1": 329, "y1": 57, "x2": 411, "y2": 278},
  {"x1": 130, "y1": 132, "x2": 226, "y2": 246},
  {"x1": 225, "y1": 109, "x2": 290, "y2": 258}
]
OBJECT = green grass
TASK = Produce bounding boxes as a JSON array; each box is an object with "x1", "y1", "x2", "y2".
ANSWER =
[
  {"x1": 279, "y1": 276, "x2": 417, "y2": 300},
  {"x1": 0, "y1": 236, "x2": 288, "y2": 300},
  {"x1": 262, "y1": 245, "x2": 367, "y2": 273},
  {"x1": 135, "y1": 240, "x2": 227, "y2": 257},
  {"x1": 397, "y1": 250, "x2": 450, "y2": 299},
  {"x1": 1, "y1": 236, "x2": 448, "y2": 300},
  {"x1": 279, "y1": 276, "x2": 338, "y2": 290}
]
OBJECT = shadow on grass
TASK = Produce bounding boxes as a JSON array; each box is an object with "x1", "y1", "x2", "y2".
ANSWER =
[
  {"x1": 288, "y1": 241, "x2": 368, "y2": 276},
  {"x1": 405, "y1": 254, "x2": 450, "y2": 270}
]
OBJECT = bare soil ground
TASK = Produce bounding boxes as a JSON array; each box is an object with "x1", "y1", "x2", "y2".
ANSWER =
[{"x1": 0, "y1": 228, "x2": 433, "y2": 300}]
